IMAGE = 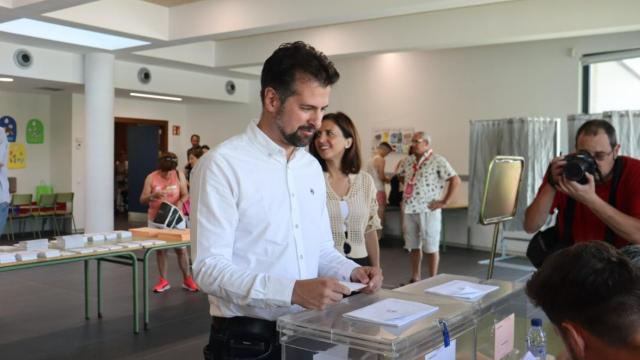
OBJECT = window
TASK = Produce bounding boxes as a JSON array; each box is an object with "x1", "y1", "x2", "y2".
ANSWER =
[{"x1": 583, "y1": 50, "x2": 640, "y2": 113}]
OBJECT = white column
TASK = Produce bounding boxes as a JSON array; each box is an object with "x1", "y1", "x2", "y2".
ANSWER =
[{"x1": 84, "y1": 53, "x2": 114, "y2": 233}]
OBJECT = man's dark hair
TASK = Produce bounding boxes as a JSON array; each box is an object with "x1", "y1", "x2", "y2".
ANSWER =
[
  {"x1": 260, "y1": 41, "x2": 340, "y2": 105},
  {"x1": 187, "y1": 146, "x2": 205, "y2": 159},
  {"x1": 310, "y1": 112, "x2": 362, "y2": 175},
  {"x1": 378, "y1": 142, "x2": 392, "y2": 152},
  {"x1": 575, "y1": 119, "x2": 617, "y2": 149},
  {"x1": 526, "y1": 242, "x2": 640, "y2": 347}
]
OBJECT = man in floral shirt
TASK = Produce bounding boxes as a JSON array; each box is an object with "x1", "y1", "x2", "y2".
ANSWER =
[{"x1": 403, "y1": 131, "x2": 460, "y2": 281}]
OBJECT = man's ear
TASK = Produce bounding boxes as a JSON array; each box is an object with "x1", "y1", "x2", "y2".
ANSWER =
[
  {"x1": 263, "y1": 87, "x2": 280, "y2": 113},
  {"x1": 613, "y1": 143, "x2": 621, "y2": 158},
  {"x1": 560, "y1": 322, "x2": 586, "y2": 359}
]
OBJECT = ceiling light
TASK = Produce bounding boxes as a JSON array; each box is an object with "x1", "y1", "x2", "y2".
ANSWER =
[
  {"x1": 130, "y1": 92, "x2": 182, "y2": 101},
  {"x1": 0, "y1": 77, "x2": 14, "y2": 82},
  {"x1": 0, "y1": 19, "x2": 149, "y2": 50}
]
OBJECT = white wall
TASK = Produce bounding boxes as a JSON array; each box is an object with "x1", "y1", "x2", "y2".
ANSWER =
[
  {"x1": 0, "y1": 90, "x2": 52, "y2": 195},
  {"x1": 183, "y1": 80, "x2": 262, "y2": 149}
]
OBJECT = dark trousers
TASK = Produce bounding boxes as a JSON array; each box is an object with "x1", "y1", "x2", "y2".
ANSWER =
[
  {"x1": 347, "y1": 256, "x2": 371, "y2": 267},
  {"x1": 203, "y1": 316, "x2": 281, "y2": 360}
]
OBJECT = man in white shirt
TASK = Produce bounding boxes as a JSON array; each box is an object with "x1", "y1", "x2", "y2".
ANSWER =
[
  {"x1": 191, "y1": 41, "x2": 383, "y2": 360},
  {"x1": 403, "y1": 132, "x2": 460, "y2": 281},
  {"x1": 0, "y1": 127, "x2": 10, "y2": 238}
]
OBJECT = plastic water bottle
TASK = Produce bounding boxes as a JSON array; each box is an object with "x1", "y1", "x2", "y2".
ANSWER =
[{"x1": 526, "y1": 318, "x2": 547, "y2": 360}]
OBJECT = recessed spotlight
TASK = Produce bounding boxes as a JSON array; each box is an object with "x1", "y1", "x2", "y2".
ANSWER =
[
  {"x1": 0, "y1": 77, "x2": 14, "y2": 82},
  {"x1": 129, "y1": 92, "x2": 182, "y2": 101}
]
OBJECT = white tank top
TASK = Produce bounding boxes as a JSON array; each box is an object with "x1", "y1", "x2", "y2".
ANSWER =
[{"x1": 366, "y1": 155, "x2": 386, "y2": 192}]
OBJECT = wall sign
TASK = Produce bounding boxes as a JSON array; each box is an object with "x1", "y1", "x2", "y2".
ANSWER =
[
  {"x1": 0, "y1": 115, "x2": 17, "y2": 142},
  {"x1": 26, "y1": 118, "x2": 44, "y2": 144},
  {"x1": 9, "y1": 142, "x2": 26, "y2": 169}
]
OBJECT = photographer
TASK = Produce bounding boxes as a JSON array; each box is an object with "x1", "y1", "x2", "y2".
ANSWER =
[{"x1": 524, "y1": 120, "x2": 640, "y2": 247}]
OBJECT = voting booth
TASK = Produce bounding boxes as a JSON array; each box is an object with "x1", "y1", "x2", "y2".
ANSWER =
[{"x1": 278, "y1": 274, "x2": 528, "y2": 359}]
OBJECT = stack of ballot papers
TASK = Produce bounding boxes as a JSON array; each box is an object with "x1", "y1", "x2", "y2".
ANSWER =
[
  {"x1": 18, "y1": 239, "x2": 49, "y2": 251},
  {"x1": 132, "y1": 239, "x2": 166, "y2": 247},
  {"x1": 117, "y1": 242, "x2": 141, "y2": 249},
  {"x1": 56, "y1": 235, "x2": 86, "y2": 249},
  {"x1": 0, "y1": 252, "x2": 16, "y2": 263},
  {"x1": 37, "y1": 249, "x2": 61, "y2": 259},
  {"x1": 68, "y1": 247, "x2": 95, "y2": 254},
  {"x1": 15, "y1": 251, "x2": 39, "y2": 261},
  {"x1": 115, "y1": 230, "x2": 132, "y2": 239},
  {"x1": 343, "y1": 298, "x2": 439, "y2": 327},
  {"x1": 425, "y1": 280, "x2": 499, "y2": 301}
]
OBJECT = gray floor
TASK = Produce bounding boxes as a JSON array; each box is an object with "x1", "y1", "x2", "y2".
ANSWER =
[{"x1": 0, "y1": 218, "x2": 534, "y2": 360}]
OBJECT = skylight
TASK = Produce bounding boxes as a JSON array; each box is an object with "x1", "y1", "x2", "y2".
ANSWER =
[{"x1": 0, "y1": 18, "x2": 149, "y2": 50}]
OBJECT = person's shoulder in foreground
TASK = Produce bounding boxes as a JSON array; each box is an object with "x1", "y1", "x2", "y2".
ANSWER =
[{"x1": 526, "y1": 241, "x2": 640, "y2": 360}]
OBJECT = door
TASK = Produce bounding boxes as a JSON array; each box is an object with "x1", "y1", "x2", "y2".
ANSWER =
[{"x1": 127, "y1": 125, "x2": 161, "y2": 215}]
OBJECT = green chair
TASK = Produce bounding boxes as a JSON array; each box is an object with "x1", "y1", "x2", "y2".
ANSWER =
[
  {"x1": 54, "y1": 192, "x2": 77, "y2": 234},
  {"x1": 8, "y1": 193, "x2": 36, "y2": 241},
  {"x1": 33, "y1": 193, "x2": 58, "y2": 238}
]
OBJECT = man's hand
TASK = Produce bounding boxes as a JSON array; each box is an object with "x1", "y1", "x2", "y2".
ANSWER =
[
  {"x1": 350, "y1": 266, "x2": 383, "y2": 293},
  {"x1": 547, "y1": 155, "x2": 567, "y2": 187},
  {"x1": 428, "y1": 200, "x2": 447, "y2": 210},
  {"x1": 557, "y1": 173, "x2": 598, "y2": 206},
  {"x1": 292, "y1": 277, "x2": 350, "y2": 310}
]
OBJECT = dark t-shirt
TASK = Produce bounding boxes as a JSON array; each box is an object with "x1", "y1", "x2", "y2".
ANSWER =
[{"x1": 538, "y1": 156, "x2": 640, "y2": 248}]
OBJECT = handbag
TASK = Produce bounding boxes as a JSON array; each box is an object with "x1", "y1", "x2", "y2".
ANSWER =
[
  {"x1": 151, "y1": 201, "x2": 185, "y2": 229},
  {"x1": 527, "y1": 157, "x2": 623, "y2": 268}
]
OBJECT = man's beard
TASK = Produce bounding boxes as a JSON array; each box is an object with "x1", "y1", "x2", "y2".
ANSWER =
[{"x1": 276, "y1": 111, "x2": 316, "y2": 147}]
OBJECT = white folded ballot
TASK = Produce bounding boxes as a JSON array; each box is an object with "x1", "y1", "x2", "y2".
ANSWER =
[
  {"x1": 117, "y1": 242, "x2": 141, "y2": 249},
  {"x1": 56, "y1": 235, "x2": 86, "y2": 249},
  {"x1": 425, "y1": 280, "x2": 499, "y2": 301},
  {"x1": 86, "y1": 233, "x2": 106, "y2": 242},
  {"x1": 18, "y1": 239, "x2": 49, "y2": 251},
  {"x1": 68, "y1": 247, "x2": 95, "y2": 254},
  {"x1": 343, "y1": 298, "x2": 439, "y2": 327}
]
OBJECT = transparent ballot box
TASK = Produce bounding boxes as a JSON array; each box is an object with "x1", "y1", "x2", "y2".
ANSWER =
[
  {"x1": 394, "y1": 273, "x2": 529, "y2": 360},
  {"x1": 278, "y1": 289, "x2": 477, "y2": 359}
]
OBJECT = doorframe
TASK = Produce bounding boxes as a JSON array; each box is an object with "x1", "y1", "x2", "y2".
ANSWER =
[{"x1": 115, "y1": 117, "x2": 168, "y2": 153}]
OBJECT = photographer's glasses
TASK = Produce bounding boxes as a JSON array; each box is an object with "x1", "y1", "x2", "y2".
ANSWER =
[{"x1": 578, "y1": 149, "x2": 613, "y2": 161}]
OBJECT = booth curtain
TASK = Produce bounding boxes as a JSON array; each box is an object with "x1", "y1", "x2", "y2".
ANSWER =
[{"x1": 468, "y1": 118, "x2": 559, "y2": 231}]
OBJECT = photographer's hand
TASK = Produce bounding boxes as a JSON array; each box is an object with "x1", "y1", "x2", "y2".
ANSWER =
[
  {"x1": 557, "y1": 173, "x2": 597, "y2": 205},
  {"x1": 547, "y1": 156, "x2": 567, "y2": 187}
]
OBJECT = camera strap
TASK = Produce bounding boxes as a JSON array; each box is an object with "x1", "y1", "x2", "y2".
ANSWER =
[{"x1": 604, "y1": 157, "x2": 624, "y2": 245}]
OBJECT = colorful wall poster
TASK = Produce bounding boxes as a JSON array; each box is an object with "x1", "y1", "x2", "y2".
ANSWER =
[
  {"x1": 0, "y1": 115, "x2": 17, "y2": 142},
  {"x1": 372, "y1": 127, "x2": 414, "y2": 154},
  {"x1": 26, "y1": 118, "x2": 44, "y2": 144},
  {"x1": 8, "y1": 142, "x2": 26, "y2": 169}
]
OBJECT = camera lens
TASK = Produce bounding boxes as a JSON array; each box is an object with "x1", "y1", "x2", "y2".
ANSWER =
[{"x1": 564, "y1": 162, "x2": 585, "y2": 183}]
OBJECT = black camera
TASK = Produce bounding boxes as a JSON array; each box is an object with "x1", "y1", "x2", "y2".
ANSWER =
[{"x1": 563, "y1": 151, "x2": 597, "y2": 184}]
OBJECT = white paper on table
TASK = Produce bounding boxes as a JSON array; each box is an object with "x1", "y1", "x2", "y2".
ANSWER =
[
  {"x1": 424, "y1": 339, "x2": 456, "y2": 360},
  {"x1": 118, "y1": 242, "x2": 141, "y2": 249},
  {"x1": 425, "y1": 280, "x2": 499, "y2": 301},
  {"x1": 37, "y1": 249, "x2": 61, "y2": 259},
  {"x1": 494, "y1": 313, "x2": 515, "y2": 360},
  {"x1": 343, "y1": 298, "x2": 438, "y2": 327},
  {"x1": 521, "y1": 351, "x2": 536, "y2": 360},
  {"x1": 339, "y1": 281, "x2": 367, "y2": 293}
]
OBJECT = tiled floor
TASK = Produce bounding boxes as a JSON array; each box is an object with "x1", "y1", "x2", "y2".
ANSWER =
[{"x1": 0, "y1": 216, "x2": 534, "y2": 360}]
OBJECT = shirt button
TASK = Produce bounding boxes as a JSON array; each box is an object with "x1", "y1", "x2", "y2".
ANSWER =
[
  {"x1": 299, "y1": 254, "x2": 303, "y2": 260},
  {"x1": 294, "y1": 224, "x2": 299, "y2": 229},
  {"x1": 291, "y1": 193, "x2": 295, "y2": 198}
]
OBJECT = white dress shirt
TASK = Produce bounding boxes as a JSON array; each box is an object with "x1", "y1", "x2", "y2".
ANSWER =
[{"x1": 190, "y1": 120, "x2": 360, "y2": 321}]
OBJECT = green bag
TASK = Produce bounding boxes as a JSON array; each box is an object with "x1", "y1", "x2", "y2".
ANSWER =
[{"x1": 35, "y1": 183, "x2": 54, "y2": 203}]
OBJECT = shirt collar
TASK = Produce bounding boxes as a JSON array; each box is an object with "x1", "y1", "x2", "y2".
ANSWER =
[{"x1": 246, "y1": 119, "x2": 304, "y2": 161}]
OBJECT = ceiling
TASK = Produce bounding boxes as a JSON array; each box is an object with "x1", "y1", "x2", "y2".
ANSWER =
[{"x1": 0, "y1": 0, "x2": 639, "y2": 98}]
